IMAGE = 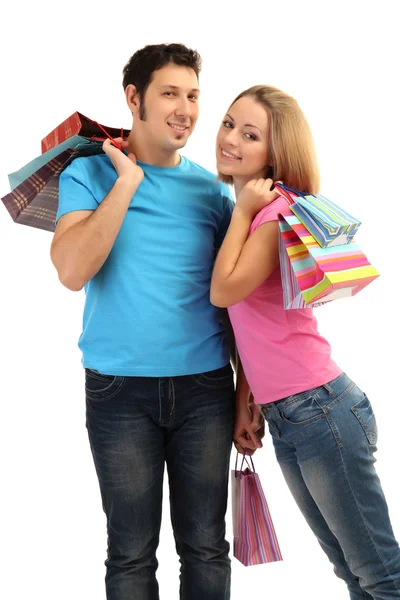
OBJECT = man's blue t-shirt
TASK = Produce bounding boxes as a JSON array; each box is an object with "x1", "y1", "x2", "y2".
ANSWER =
[{"x1": 57, "y1": 154, "x2": 235, "y2": 376}]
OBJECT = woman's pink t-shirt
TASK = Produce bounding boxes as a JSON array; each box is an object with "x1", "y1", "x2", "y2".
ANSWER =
[{"x1": 228, "y1": 196, "x2": 342, "y2": 405}]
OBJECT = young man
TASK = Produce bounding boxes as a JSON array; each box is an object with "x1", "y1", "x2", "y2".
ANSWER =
[{"x1": 50, "y1": 44, "x2": 235, "y2": 600}]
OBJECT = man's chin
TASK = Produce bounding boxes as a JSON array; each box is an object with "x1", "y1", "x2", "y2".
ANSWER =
[{"x1": 167, "y1": 137, "x2": 188, "y2": 150}]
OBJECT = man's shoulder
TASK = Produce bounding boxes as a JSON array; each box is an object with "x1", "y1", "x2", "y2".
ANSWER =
[
  {"x1": 69, "y1": 153, "x2": 110, "y2": 174},
  {"x1": 61, "y1": 153, "x2": 114, "y2": 188}
]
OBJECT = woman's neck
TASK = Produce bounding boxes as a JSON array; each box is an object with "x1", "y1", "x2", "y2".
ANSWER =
[{"x1": 233, "y1": 177, "x2": 251, "y2": 199}]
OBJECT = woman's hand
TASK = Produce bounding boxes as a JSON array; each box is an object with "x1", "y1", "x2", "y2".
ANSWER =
[
  {"x1": 233, "y1": 400, "x2": 265, "y2": 455},
  {"x1": 235, "y1": 178, "x2": 279, "y2": 219}
]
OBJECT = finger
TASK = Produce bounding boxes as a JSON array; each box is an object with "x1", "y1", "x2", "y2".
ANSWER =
[
  {"x1": 236, "y1": 433, "x2": 257, "y2": 450},
  {"x1": 261, "y1": 178, "x2": 274, "y2": 190},
  {"x1": 255, "y1": 178, "x2": 265, "y2": 191},
  {"x1": 246, "y1": 427, "x2": 263, "y2": 448},
  {"x1": 102, "y1": 138, "x2": 120, "y2": 152},
  {"x1": 109, "y1": 136, "x2": 127, "y2": 145},
  {"x1": 127, "y1": 152, "x2": 138, "y2": 164},
  {"x1": 257, "y1": 421, "x2": 266, "y2": 440},
  {"x1": 246, "y1": 179, "x2": 258, "y2": 189},
  {"x1": 233, "y1": 440, "x2": 245, "y2": 455},
  {"x1": 238, "y1": 431, "x2": 261, "y2": 449},
  {"x1": 102, "y1": 137, "x2": 126, "y2": 152},
  {"x1": 272, "y1": 179, "x2": 283, "y2": 192},
  {"x1": 249, "y1": 407, "x2": 263, "y2": 431},
  {"x1": 234, "y1": 441, "x2": 256, "y2": 457}
]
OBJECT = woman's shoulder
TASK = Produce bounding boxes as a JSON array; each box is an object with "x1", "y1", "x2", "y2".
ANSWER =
[{"x1": 250, "y1": 195, "x2": 290, "y2": 233}]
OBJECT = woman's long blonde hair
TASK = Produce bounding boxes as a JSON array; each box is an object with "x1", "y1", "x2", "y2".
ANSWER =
[{"x1": 219, "y1": 85, "x2": 320, "y2": 194}]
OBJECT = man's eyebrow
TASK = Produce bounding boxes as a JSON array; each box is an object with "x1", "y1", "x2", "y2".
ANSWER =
[
  {"x1": 226, "y1": 113, "x2": 261, "y2": 133},
  {"x1": 160, "y1": 84, "x2": 200, "y2": 93}
]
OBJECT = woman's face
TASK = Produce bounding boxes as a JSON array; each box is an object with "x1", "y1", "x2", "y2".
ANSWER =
[{"x1": 216, "y1": 96, "x2": 270, "y2": 181}]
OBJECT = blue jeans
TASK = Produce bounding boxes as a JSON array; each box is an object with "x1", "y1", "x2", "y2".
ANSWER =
[
  {"x1": 261, "y1": 372, "x2": 400, "y2": 599},
  {"x1": 85, "y1": 364, "x2": 235, "y2": 600}
]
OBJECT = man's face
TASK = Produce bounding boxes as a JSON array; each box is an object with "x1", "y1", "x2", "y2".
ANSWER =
[{"x1": 130, "y1": 63, "x2": 200, "y2": 152}]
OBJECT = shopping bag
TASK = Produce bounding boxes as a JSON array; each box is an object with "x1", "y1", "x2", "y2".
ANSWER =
[
  {"x1": 1, "y1": 145, "x2": 100, "y2": 232},
  {"x1": 2, "y1": 113, "x2": 129, "y2": 232},
  {"x1": 279, "y1": 209, "x2": 379, "y2": 308},
  {"x1": 275, "y1": 183, "x2": 361, "y2": 248},
  {"x1": 41, "y1": 111, "x2": 129, "y2": 153},
  {"x1": 232, "y1": 452, "x2": 282, "y2": 566}
]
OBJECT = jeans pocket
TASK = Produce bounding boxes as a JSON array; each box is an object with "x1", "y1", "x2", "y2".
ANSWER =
[
  {"x1": 277, "y1": 391, "x2": 325, "y2": 425},
  {"x1": 85, "y1": 369, "x2": 125, "y2": 401},
  {"x1": 190, "y1": 363, "x2": 234, "y2": 389},
  {"x1": 351, "y1": 393, "x2": 378, "y2": 445}
]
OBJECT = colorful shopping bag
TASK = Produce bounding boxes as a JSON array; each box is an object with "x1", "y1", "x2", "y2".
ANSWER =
[
  {"x1": 279, "y1": 209, "x2": 379, "y2": 309},
  {"x1": 2, "y1": 113, "x2": 129, "y2": 232},
  {"x1": 2, "y1": 145, "x2": 101, "y2": 232},
  {"x1": 231, "y1": 452, "x2": 282, "y2": 566},
  {"x1": 41, "y1": 112, "x2": 129, "y2": 154},
  {"x1": 275, "y1": 183, "x2": 361, "y2": 248}
]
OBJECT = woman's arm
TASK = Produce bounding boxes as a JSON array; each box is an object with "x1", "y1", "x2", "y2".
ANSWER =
[
  {"x1": 210, "y1": 209, "x2": 280, "y2": 308},
  {"x1": 210, "y1": 178, "x2": 280, "y2": 308},
  {"x1": 234, "y1": 357, "x2": 264, "y2": 453}
]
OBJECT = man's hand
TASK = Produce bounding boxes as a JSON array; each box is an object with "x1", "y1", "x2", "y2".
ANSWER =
[
  {"x1": 233, "y1": 400, "x2": 265, "y2": 455},
  {"x1": 103, "y1": 138, "x2": 144, "y2": 188}
]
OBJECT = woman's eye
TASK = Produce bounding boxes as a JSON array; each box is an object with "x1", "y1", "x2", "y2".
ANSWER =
[
  {"x1": 223, "y1": 121, "x2": 233, "y2": 128},
  {"x1": 245, "y1": 133, "x2": 257, "y2": 141}
]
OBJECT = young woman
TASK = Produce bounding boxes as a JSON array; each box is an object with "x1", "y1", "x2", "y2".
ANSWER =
[{"x1": 211, "y1": 85, "x2": 400, "y2": 599}]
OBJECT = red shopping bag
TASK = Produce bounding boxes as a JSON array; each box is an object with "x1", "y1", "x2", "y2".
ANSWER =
[
  {"x1": 231, "y1": 452, "x2": 282, "y2": 566},
  {"x1": 41, "y1": 111, "x2": 129, "y2": 153}
]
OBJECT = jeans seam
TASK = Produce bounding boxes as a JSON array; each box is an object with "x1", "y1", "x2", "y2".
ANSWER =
[
  {"x1": 158, "y1": 379, "x2": 163, "y2": 424},
  {"x1": 320, "y1": 380, "x2": 356, "y2": 415},
  {"x1": 169, "y1": 378, "x2": 176, "y2": 425},
  {"x1": 86, "y1": 377, "x2": 125, "y2": 402},
  {"x1": 328, "y1": 421, "x2": 400, "y2": 593}
]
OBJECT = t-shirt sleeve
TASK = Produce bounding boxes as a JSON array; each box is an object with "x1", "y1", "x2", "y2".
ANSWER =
[
  {"x1": 250, "y1": 195, "x2": 289, "y2": 234},
  {"x1": 215, "y1": 182, "x2": 235, "y2": 248},
  {"x1": 56, "y1": 158, "x2": 99, "y2": 222}
]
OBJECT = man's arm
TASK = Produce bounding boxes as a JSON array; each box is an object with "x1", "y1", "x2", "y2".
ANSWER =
[
  {"x1": 51, "y1": 139, "x2": 143, "y2": 291},
  {"x1": 219, "y1": 308, "x2": 237, "y2": 372}
]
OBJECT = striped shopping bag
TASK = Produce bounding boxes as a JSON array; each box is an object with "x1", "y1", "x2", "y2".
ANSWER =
[
  {"x1": 231, "y1": 453, "x2": 282, "y2": 566},
  {"x1": 278, "y1": 209, "x2": 379, "y2": 309},
  {"x1": 275, "y1": 183, "x2": 361, "y2": 248}
]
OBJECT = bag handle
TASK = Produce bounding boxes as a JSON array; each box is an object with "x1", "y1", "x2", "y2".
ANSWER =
[
  {"x1": 83, "y1": 116, "x2": 124, "y2": 151},
  {"x1": 275, "y1": 182, "x2": 317, "y2": 200},
  {"x1": 234, "y1": 449, "x2": 255, "y2": 477},
  {"x1": 274, "y1": 183, "x2": 295, "y2": 206}
]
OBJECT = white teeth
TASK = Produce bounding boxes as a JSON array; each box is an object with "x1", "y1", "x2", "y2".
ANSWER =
[
  {"x1": 222, "y1": 149, "x2": 240, "y2": 159},
  {"x1": 169, "y1": 124, "x2": 187, "y2": 131}
]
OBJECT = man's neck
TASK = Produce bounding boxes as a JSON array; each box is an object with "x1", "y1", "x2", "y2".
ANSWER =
[{"x1": 126, "y1": 131, "x2": 180, "y2": 168}]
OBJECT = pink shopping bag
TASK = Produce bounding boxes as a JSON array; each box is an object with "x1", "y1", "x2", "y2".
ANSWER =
[{"x1": 231, "y1": 452, "x2": 282, "y2": 566}]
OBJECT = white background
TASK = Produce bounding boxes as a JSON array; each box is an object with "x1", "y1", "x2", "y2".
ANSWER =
[{"x1": 0, "y1": 1, "x2": 399, "y2": 599}]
